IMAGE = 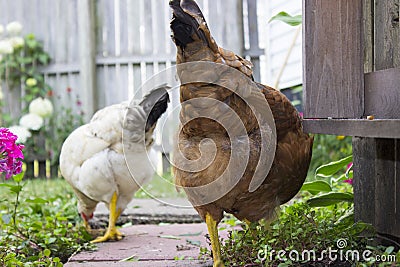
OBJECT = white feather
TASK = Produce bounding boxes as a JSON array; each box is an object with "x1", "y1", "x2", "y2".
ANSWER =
[{"x1": 60, "y1": 101, "x2": 157, "y2": 215}]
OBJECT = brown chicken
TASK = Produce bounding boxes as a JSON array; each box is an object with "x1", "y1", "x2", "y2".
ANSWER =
[{"x1": 170, "y1": 0, "x2": 313, "y2": 266}]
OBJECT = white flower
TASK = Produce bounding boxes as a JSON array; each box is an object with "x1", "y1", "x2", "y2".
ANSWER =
[
  {"x1": 0, "y1": 25, "x2": 4, "y2": 35},
  {"x1": 0, "y1": 40, "x2": 14, "y2": 54},
  {"x1": 0, "y1": 85, "x2": 3, "y2": 100},
  {"x1": 9, "y1": 36, "x2": 24, "y2": 49},
  {"x1": 29, "y1": 97, "x2": 53, "y2": 118},
  {"x1": 19, "y1": 113, "x2": 44, "y2": 131},
  {"x1": 8, "y1": 125, "x2": 31, "y2": 143},
  {"x1": 6, "y1": 21, "x2": 23, "y2": 35}
]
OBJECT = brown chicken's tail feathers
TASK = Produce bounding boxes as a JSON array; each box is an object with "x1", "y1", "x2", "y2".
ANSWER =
[
  {"x1": 170, "y1": 0, "x2": 253, "y2": 78},
  {"x1": 170, "y1": 0, "x2": 217, "y2": 51},
  {"x1": 139, "y1": 84, "x2": 171, "y2": 131}
]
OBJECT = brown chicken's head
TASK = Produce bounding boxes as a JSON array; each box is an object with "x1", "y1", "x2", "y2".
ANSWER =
[{"x1": 170, "y1": 0, "x2": 218, "y2": 52}]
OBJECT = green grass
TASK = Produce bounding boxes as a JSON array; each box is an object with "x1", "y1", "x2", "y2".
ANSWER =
[
  {"x1": 0, "y1": 172, "x2": 185, "y2": 201},
  {"x1": 135, "y1": 172, "x2": 186, "y2": 199}
]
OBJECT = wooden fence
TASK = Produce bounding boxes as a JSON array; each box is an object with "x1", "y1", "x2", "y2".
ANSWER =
[
  {"x1": 303, "y1": 0, "x2": 400, "y2": 243},
  {"x1": 0, "y1": 0, "x2": 264, "y2": 177}
]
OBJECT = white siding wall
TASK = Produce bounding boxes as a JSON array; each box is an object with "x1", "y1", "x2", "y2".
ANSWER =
[{"x1": 259, "y1": 0, "x2": 302, "y2": 89}]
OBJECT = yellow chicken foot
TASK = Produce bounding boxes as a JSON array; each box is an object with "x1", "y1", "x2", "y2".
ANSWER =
[
  {"x1": 205, "y1": 213, "x2": 225, "y2": 267},
  {"x1": 91, "y1": 192, "x2": 123, "y2": 243}
]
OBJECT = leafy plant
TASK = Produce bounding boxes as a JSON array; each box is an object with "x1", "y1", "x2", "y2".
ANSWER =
[
  {"x1": 309, "y1": 134, "x2": 353, "y2": 176},
  {"x1": 269, "y1": 11, "x2": 302, "y2": 26},
  {"x1": 0, "y1": 175, "x2": 94, "y2": 266},
  {"x1": 211, "y1": 156, "x2": 399, "y2": 266},
  {"x1": 1, "y1": 23, "x2": 84, "y2": 176}
]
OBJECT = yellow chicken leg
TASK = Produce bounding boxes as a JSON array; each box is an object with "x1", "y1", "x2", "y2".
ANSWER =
[
  {"x1": 91, "y1": 192, "x2": 123, "y2": 243},
  {"x1": 205, "y1": 213, "x2": 225, "y2": 267}
]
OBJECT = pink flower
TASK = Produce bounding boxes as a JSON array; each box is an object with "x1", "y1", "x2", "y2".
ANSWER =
[
  {"x1": 344, "y1": 179, "x2": 353, "y2": 185},
  {"x1": 343, "y1": 162, "x2": 353, "y2": 186},
  {"x1": 0, "y1": 128, "x2": 24, "y2": 179}
]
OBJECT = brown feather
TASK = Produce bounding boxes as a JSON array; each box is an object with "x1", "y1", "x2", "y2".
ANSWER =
[{"x1": 171, "y1": 0, "x2": 313, "y2": 224}]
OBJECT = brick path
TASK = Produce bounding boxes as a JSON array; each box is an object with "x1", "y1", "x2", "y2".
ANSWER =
[{"x1": 64, "y1": 198, "x2": 214, "y2": 267}]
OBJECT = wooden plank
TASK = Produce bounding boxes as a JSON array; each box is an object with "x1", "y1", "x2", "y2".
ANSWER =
[
  {"x1": 95, "y1": 0, "x2": 105, "y2": 56},
  {"x1": 117, "y1": 0, "x2": 128, "y2": 56},
  {"x1": 55, "y1": 0, "x2": 68, "y2": 63},
  {"x1": 365, "y1": 68, "x2": 400, "y2": 119},
  {"x1": 96, "y1": 65, "x2": 107, "y2": 108},
  {"x1": 363, "y1": 0, "x2": 374, "y2": 73},
  {"x1": 132, "y1": 63, "x2": 142, "y2": 100},
  {"x1": 78, "y1": 0, "x2": 97, "y2": 120},
  {"x1": 127, "y1": 0, "x2": 142, "y2": 54},
  {"x1": 245, "y1": 0, "x2": 263, "y2": 82},
  {"x1": 303, "y1": 119, "x2": 400, "y2": 138},
  {"x1": 396, "y1": 139, "x2": 400, "y2": 237},
  {"x1": 118, "y1": 64, "x2": 129, "y2": 102},
  {"x1": 303, "y1": 0, "x2": 364, "y2": 118},
  {"x1": 67, "y1": 0, "x2": 79, "y2": 62},
  {"x1": 142, "y1": 0, "x2": 153, "y2": 55},
  {"x1": 353, "y1": 137, "x2": 376, "y2": 226},
  {"x1": 375, "y1": 139, "x2": 397, "y2": 237},
  {"x1": 374, "y1": 0, "x2": 400, "y2": 71},
  {"x1": 104, "y1": 0, "x2": 116, "y2": 56}
]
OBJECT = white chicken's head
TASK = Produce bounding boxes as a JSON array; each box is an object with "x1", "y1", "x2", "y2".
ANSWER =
[{"x1": 77, "y1": 201, "x2": 94, "y2": 223}]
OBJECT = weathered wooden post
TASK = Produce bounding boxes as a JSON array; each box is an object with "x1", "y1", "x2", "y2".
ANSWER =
[
  {"x1": 78, "y1": 0, "x2": 97, "y2": 121},
  {"x1": 303, "y1": 0, "x2": 400, "y2": 244}
]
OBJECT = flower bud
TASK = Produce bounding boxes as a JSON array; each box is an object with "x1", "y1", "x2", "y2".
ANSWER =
[
  {"x1": 9, "y1": 36, "x2": 24, "y2": 49},
  {"x1": 29, "y1": 97, "x2": 54, "y2": 118},
  {"x1": 25, "y1": 78, "x2": 38, "y2": 87},
  {"x1": 6, "y1": 21, "x2": 23, "y2": 35}
]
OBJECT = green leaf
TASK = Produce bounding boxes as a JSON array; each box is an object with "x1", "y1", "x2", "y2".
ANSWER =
[
  {"x1": 385, "y1": 246, "x2": 395, "y2": 254},
  {"x1": 186, "y1": 239, "x2": 201, "y2": 247},
  {"x1": 43, "y1": 249, "x2": 51, "y2": 257},
  {"x1": 301, "y1": 181, "x2": 332, "y2": 194},
  {"x1": 47, "y1": 237, "x2": 57, "y2": 244},
  {"x1": 2, "y1": 214, "x2": 12, "y2": 224},
  {"x1": 118, "y1": 254, "x2": 139, "y2": 262},
  {"x1": 13, "y1": 172, "x2": 25, "y2": 183},
  {"x1": 179, "y1": 231, "x2": 203, "y2": 237},
  {"x1": 335, "y1": 208, "x2": 354, "y2": 226},
  {"x1": 26, "y1": 198, "x2": 48, "y2": 204},
  {"x1": 9, "y1": 185, "x2": 23, "y2": 194},
  {"x1": 269, "y1": 12, "x2": 302, "y2": 26},
  {"x1": 316, "y1": 156, "x2": 353, "y2": 178},
  {"x1": 307, "y1": 192, "x2": 353, "y2": 207},
  {"x1": 158, "y1": 235, "x2": 181, "y2": 240}
]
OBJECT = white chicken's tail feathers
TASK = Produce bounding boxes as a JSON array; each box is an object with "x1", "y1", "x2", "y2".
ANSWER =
[{"x1": 139, "y1": 84, "x2": 170, "y2": 131}]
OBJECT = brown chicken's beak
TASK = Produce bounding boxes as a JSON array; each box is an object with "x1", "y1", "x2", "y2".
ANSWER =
[{"x1": 170, "y1": 0, "x2": 209, "y2": 48}]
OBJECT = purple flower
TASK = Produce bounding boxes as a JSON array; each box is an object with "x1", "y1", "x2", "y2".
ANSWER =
[{"x1": 0, "y1": 128, "x2": 24, "y2": 180}]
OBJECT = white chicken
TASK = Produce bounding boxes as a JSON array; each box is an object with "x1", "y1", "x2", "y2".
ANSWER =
[{"x1": 60, "y1": 85, "x2": 170, "y2": 243}]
